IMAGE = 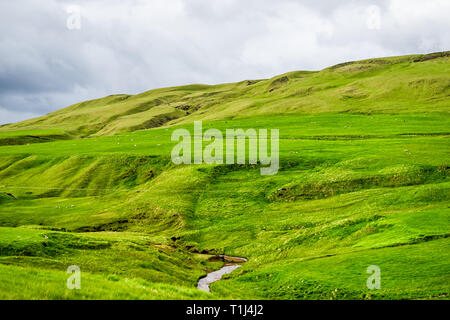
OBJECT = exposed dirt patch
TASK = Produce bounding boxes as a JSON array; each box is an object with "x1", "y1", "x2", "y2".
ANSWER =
[
  {"x1": 268, "y1": 76, "x2": 289, "y2": 92},
  {"x1": 413, "y1": 51, "x2": 450, "y2": 62},
  {"x1": 175, "y1": 104, "x2": 200, "y2": 114},
  {"x1": 208, "y1": 255, "x2": 248, "y2": 263}
]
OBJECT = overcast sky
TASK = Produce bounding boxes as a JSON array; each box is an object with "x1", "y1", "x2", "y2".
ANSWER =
[{"x1": 0, "y1": 0, "x2": 449, "y2": 124}]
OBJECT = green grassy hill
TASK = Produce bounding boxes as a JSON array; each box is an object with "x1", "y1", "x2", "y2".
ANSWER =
[
  {"x1": 2, "y1": 52, "x2": 449, "y2": 138},
  {"x1": 0, "y1": 52, "x2": 449, "y2": 299}
]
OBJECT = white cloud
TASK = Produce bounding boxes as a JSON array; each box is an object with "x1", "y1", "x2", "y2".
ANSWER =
[
  {"x1": 0, "y1": 0, "x2": 449, "y2": 124},
  {"x1": 0, "y1": 107, "x2": 40, "y2": 125}
]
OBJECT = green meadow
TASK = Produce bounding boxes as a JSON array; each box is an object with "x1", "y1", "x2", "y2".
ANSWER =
[{"x1": 0, "y1": 52, "x2": 449, "y2": 299}]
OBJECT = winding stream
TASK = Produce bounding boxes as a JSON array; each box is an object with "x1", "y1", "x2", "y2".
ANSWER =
[{"x1": 197, "y1": 255, "x2": 247, "y2": 293}]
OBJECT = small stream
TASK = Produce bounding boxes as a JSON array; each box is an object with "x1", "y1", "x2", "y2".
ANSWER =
[{"x1": 197, "y1": 255, "x2": 247, "y2": 293}]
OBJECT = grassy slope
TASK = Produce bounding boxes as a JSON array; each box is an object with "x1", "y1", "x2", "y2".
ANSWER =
[
  {"x1": 0, "y1": 52, "x2": 449, "y2": 299},
  {"x1": 2, "y1": 52, "x2": 449, "y2": 137}
]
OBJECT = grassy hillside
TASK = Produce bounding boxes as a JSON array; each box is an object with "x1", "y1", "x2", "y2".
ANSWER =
[
  {"x1": 2, "y1": 52, "x2": 449, "y2": 138},
  {"x1": 0, "y1": 52, "x2": 449, "y2": 299}
]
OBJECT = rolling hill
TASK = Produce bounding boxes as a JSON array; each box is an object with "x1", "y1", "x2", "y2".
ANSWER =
[
  {"x1": 0, "y1": 52, "x2": 449, "y2": 299},
  {"x1": 2, "y1": 51, "x2": 449, "y2": 139}
]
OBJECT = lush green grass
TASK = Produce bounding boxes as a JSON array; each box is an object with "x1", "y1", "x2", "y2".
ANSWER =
[
  {"x1": 212, "y1": 238, "x2": 450, "y2": 300},
  {"x1": 0, "y1": 53, "x2": 449, "y2": 299},
  {"x1": 0, "y1": 264, "x2": 210, "y2": 300},
  {"x1": 1, "y1": 52, "x2": 448, "y2": 138}
]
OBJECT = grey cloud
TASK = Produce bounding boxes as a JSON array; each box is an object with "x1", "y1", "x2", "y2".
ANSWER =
[{"x1": 0, "y1": 0, "x2": 449, "y2": 124}]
